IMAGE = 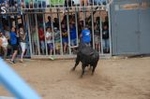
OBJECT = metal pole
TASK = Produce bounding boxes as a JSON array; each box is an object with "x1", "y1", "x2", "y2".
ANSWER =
[
  {"x1": 107, "y1": 2, "x2": 112, "y2": 56},
  {"x1": 51, "y1": 9, "x2": 56, "y2": 55},
  {"x1": 98, "y1": 11, "x2": 102, "y2": 54},
  {"x1": 58, "y1": 8, "x2": 63, "y2": 55},
  {"x1": 26, "y1": 14, "x2": 33, "y2": 57},
  {"x1": 35, "y1": 14, "x2": 41, "y2": 55},
  {"x1": 100, "y1": 11, "x2": 104, "y2": 54},
  {"x1": 75, "y1": 7, "x2": 79, "y2": 46},
  {"x1": 31, "y1": 13, "x2": 35, "y2": 55},
  {"x1": 66, "y1": 9, "x2": 71, "y2": 55},
  {"x1": 43, "y1": 13, "x2": 48, "y2": 55},
  {"x1": 91, "y1": 6, "x2": 95, "y2": 49}
]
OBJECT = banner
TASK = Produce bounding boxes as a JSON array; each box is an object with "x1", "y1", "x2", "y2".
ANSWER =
[
  {"x1": 50, "y1": 0, "x2": 65, "y2": 6},
  {"x1": 92, "y1": 0, "x2": 106, "y2": 5},
  {"x1": 25, "y1": 0, "x2": 31, "y2": 3},
  {"x1": 73, "y1": 0, "x2": 80, "y2": 5}
]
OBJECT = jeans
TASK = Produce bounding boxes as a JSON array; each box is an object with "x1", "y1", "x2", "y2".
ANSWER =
[{"x1": 102, "y1": 39, "x2": 109, "y2": 51}]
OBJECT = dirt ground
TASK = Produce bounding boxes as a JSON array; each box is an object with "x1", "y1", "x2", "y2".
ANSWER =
[{"x1": 0, "y1": 57, "x2": 150, "y2": 99}]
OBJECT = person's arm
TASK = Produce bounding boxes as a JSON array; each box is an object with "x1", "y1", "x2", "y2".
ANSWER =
[
  {"x1": 45, "y1": 33, "x2": 50, "y2": 40},
  {"x1": 23, "y1": 33, "x2": 27, "y2": 40},
  {"x1": 16, "y1": 30, "x2": 19, "y2": 37},
  {"x1": 80, "y1": 30, "x2": 83, "y2": 38},
  {"x1": 5, "y1": 32, "x2": 10, "y2": 40}
]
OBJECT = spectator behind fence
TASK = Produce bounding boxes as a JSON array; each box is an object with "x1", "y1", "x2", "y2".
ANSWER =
[
  {"x1": 46, "y1": 16, "x2": 52, "y2": 28},
  {"x1": 61, "y1": 23, "x2": 68, "y2": 54},
  {"x1": 45, "y1": 27, "x2": 54, "y2": 59},
  {"x1": 38, "y1": 26, "x2": 45, "y2": 55},
  {"x1": 94, "y1": 24, "x2": 100, "y2": 51},
  {"x1": 18, "y1": 27, "x2": 27, "y2": 62},
  {"x1": 0, "y1": 30, "x2": 8, "y2": 59},
  {"x1": 80, "y1": 25, "x2": 91, "y2": 46},
  {"x1": 31, "y1": 26, "x2": 38, "y2": 55},
  {"x1": 9, "y1": 26, "x2": 19, "y2": 64},
  {"x1": 70, "y1": 23, "x2": 77, "y2": 54},
  {"x1": 70, "y1": 23, "x2": 77, "y2": 46},
  {"x1": 53, "y1": 18, "x2": 59, "y2": 30},
  {"x1": 102, "y1": 25, "x2": 109, "y2": 53},
  {"x1": 54, "y1": 27, "x2": 61, "y2": 55}
]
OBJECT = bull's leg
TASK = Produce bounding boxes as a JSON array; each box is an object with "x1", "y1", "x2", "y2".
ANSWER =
[
  {"x1": 71, "y1": 56, "x2": 80, "y2": 71},
  {"x1": 91, "y1": 63, "x2": 98, "y2": 75},
  {"x1": 80, "y1": 64, "x2": 86, "y2": 78}
]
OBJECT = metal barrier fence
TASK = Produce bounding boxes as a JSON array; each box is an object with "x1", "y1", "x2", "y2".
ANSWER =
[
  {"x1": 0, "y1": 0, "x2": 112, "y2": 59},
  {"x1": 26, "y1": 6, "x2": 111, "y2": 59}
]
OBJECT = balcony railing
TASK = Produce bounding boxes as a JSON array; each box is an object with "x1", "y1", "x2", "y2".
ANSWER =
[{"x1": 0, "y1": 0, "x2": 108, "y2": 14}]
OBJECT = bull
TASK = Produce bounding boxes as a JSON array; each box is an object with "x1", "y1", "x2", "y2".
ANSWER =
[{"x1": 71, "y1": 43, "x2": 99, "y2": 78}]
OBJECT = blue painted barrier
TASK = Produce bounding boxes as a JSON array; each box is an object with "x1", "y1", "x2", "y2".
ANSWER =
[{"x1": 0, "y1": 58, "x2": 41, "y2": 99}]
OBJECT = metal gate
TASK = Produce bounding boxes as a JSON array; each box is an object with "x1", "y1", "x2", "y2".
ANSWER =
[
  {"x1": 139, "y1": 0, "x2": 150, "y2": 54},
  {"x1": 111, "y1": 0, "x2": 150, "y2": 55}
]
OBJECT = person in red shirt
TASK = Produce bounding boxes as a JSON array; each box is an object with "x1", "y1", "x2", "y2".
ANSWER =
[{"x1": 38, "y1": 27, "x2": 45, "y2": 55}]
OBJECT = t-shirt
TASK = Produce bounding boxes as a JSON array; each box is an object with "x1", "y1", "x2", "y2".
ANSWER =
[
  {"x1": 54, "y1": 30, "x2": 60, "y2": 43},
  {"x1": 94, "y1": 29, "x2": 100, "y2": 36},
  {"x1": 102, "y1": 29, "x2": 109, "y2": 39},
  {"x1": 38, "y1": 29, "x2": 45, "y2": 41},
  {"x1": 70, "y1": 26, "x2": 77, "y2": 40},
  {"x1": 81, "y1": 28, "x2": 91, "y2": 43},
  {"x1": 45, "y1": 32, "x2": 53, "y2": 43},
  {"x1": 10, "y1": 31, "x2": 17, "y2": 45},
  {"x1": 62, "y1": 28, "x2": 68, "y2": 38},
  {"x1": 19, "y1": 32, "x2": 26, "y2": 43},
  {"x1": 0, "y1": 35, "x2": 8, "y2": 48}
]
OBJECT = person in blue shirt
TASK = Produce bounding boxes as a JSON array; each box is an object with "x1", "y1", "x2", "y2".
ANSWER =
[
  {"x1": 70, "y1": 23, "x2": 77, "y2": 46},
  {"x1": 80, "y1": 25, "x2": 91, "y2": 46},
  {"x1": 9, "y1": 26, "x2": 18, "y2": 63}
]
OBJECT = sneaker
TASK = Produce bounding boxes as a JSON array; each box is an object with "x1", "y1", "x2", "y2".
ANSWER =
[
  {"x1": 20, "y1": 59, "x2": 24, "y2": 63},
  {"x1": 49, "y1": 56, "x2": 54, "y2": 60},
  {"x1": 10, "y1": 60, "x2": 15, "y2": 64}
]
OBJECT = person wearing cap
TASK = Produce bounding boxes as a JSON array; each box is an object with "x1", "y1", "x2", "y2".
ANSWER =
[{"x1": 0, "y1": 30, "x2": 8, "y2": 59}]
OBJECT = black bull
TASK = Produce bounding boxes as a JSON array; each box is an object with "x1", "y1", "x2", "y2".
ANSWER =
[{"x1": 71, "y1": 43, "x2": 99, "y2": 78}]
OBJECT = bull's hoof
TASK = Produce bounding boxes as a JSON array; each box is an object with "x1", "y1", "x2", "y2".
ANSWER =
[
  {"x1": 80, "y1": 75, "x2": 83, "y2": 78},
  {"x1": 91, "y1": 72, "x2": 94, "y2": 76},
  {"x1": 71, "y1": 67, "x2": 75, "y2": 71}
]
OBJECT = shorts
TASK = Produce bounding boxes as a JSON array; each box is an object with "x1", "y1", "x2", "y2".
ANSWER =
[
  {"x1": 40, "y1": 41, "x2": 45, "y2": 50},
  {"x1": 11, "y1": 44, "x2": 18, "y2": 51},
  {"x1": 55, "y1": 43, "x2": 60, "y2": 50},
  {"x1": 62, "y1": 38, "x2": 68, "y2": 43},
  {"x1": 2, "y1": 43, "x2": 8, "y2": 49},
  {"x1": 70, "y1": 39, "x2": 77, "y2": 46},
  {"x1": 47, "y1": 43, "x2": 53, "y2": 50},
  {"x1": 20, "y1": 42, "x2": 26, "y2": 52},
  {"x1": 94, "y1": 35, "x2": 100, "y2": 44}
]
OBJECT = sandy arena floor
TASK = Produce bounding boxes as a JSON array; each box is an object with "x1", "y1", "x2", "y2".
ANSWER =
[{"x1": 0, "y1": 57, "x2": 150, "y2": 99}]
